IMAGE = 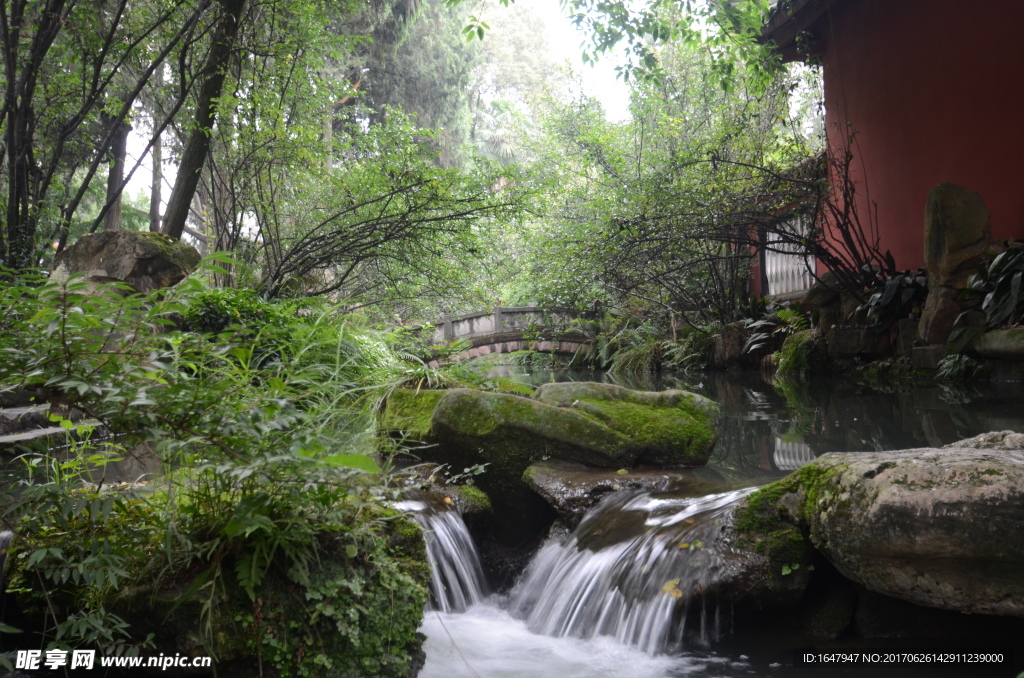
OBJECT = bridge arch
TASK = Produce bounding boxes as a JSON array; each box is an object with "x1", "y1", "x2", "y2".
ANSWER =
[{"x1": 423, "y1": 306, "x2": 590, "y2": 367}]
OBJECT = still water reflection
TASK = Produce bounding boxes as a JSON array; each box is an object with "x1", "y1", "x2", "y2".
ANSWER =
[{"x1": 485, "y1": 366, "x2": 1024, "y2": 487}]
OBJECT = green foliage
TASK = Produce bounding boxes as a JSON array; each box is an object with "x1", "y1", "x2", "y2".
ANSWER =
[
  {"x1": 965, "y1": 244, "x2": 1024, "y2": 328},
  {"x1": 506, "y1": 39, "x2": 820, "y2": 326},
  {"x1": 775, "y1": 329, "x2": 820, "y2": 381},
  {"x1": 182, "y1": 287, "x2": 295, "y2": 336},
  {"x1": 662, "y1": 325, "x2": 718, "y2": 373},
  {"x1": 855, "y1": 266, "x2": 928, "y2": 330},
  {"x1": 936, "y1": 354, "x2": 983, "y2": 382},
  {"x1": 0, "y1": 269, "x2": 429, "y2": 676},
  {"x1": 742, "y1": 305, "x2": 809, "y2": 354}
]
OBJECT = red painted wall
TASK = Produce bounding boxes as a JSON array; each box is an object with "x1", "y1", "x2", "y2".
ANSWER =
[{"x1": 821, "y1": 0, "x2": 1024, "y2": 272}]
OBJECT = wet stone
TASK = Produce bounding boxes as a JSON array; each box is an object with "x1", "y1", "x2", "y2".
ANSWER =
[{"x1": 523, "y1": 460, "x2": 730, "y2": 528}]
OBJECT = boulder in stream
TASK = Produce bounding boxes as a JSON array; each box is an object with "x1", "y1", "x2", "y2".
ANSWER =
[
  {"x1": 522, "y1": 460, "x2": 730, "y2": 528},
  {"x1": 379, "y1": 384, "x2": 720, "y2": 546},
  {"x1": 532, "y1": 382, "x2": 719, "y2": 466},
  {"x1": 734, "y1": 431, "x2": 1024, "y2": 617}
]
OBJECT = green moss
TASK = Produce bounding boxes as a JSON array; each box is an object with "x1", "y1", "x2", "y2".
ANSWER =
[
  {"x1": 733, "y1": 462, "x2": 848, "y2": 564},
  {"x1": 379, "y1": 389, "x2": 446, "y2": 441},
  {"x1": 777, "y1": 329, "x2": 824, "y2": 380},
  {"x1": 441, "y1": 485, "x2": 492, "y2": 514},
  {"x1": 133, "y1": 230, "x2": 201, "y2": 270},
  {"x1": 531, "y1": 382, "x2": 718, "y2": 466},
  {"x1": 572, "y1": 398, "x2": 715, "y2": 465}
]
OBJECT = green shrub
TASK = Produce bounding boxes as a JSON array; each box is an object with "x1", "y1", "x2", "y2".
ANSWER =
[
  {"x1": 936, "y1": 353, "x2": 982, "y2": 381},
  {"x1": 964, "y1": 243, "x2": 1024, "y2": 328},
  {"x1": 0, "y1": 269, "x2": 429, "y2": 676}
]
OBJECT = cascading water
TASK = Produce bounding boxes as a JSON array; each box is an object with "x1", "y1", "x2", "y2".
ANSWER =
[
  {"x1": 397, "y1": 497, "x2": 487, "y2": 612},
  {"x1": 509, "y1": 488, "x2": 755, "y2": 654},
  {"x1": 416, "y1": 489, "x2": 762, "y2": 678}
]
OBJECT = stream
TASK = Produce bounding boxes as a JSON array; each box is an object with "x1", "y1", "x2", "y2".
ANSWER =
[{"x1": 412, "y1": 369, "x2": 1024, "y2": 677}]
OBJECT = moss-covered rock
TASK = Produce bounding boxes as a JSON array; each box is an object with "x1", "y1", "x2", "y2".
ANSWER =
[
  {"x1": 51, "y1": 230, "x2": 201, "y2": 293},
  {"x1": 531, "y1": 382, "x2": 718, "y2": 466},
  {"x1": 734, "y1": 432, "x2": 1024, "y2": 618},
  {"x1": 430, "y1": 388, "x2": 636, "y2": 469},
  {"x1": 379, "y1": 389, "x2": 447, "y2": 442},
  {"x1": 436, "y1": 484, "x2": 492, "y2": 516},
  {"x1": 380, "y1": 385, "x2": 721, "y2": 545}
]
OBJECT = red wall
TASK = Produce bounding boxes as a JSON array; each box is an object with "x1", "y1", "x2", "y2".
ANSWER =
[{"x1": 821, "y1": 0, "x2": 1024, "y2": 272}]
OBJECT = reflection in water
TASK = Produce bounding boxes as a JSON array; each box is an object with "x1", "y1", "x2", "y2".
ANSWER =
[{"x1": 485, "y1": 366, "x2": 1024, "y2": 487}]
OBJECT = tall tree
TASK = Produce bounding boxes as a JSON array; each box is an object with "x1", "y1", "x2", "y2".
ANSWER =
[
  {"x1": 162, "y1": 0, "x2": 248, "y2": 241},
  {"x1": 360, "y1": 0, "x2": 478, "y2": 167}
]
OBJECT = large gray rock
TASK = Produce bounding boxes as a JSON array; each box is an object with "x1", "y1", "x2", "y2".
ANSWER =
[
  {"x1": 917, "y1": 285, "x2": 961, "y2": 345},
  {"x1": 918, "y1": 184, "x2": 991, "y2": 345},
  {"x1": 52, "y1": 231, "x2": 200, "y2": 293},
  {"x1": 973, "y1": 329, "x2": 1024, "y2": 361},
  {"x1": 924, "y1": 183, "x2": 991, "y2": 288},
  {"x1": 737, "y1": 432, "x2": 1024, "y2": 617}
]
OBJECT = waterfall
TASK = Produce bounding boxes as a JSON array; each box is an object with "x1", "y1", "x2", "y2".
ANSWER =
[
  {"x1": 509, "y1": 488, "x2": 754, "y2": 654},
  {"x1": 397, "y1": 497, "x2": 487, "y2": 612}
]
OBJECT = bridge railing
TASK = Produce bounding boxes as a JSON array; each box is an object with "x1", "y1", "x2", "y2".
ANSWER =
[{"x1": 431, "y1": 306, "x2": 575, "y2": 343}]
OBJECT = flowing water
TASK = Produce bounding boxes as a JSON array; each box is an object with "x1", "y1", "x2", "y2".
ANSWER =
[
  {"x1": 417, "y1": 490, "x2": 773, "y2": 678},
  {"x1": 396, "y1": 496, "x2": 488, "y2": 613},
  {"x1": 413, "y1": 370, "x2": 1024, "y2": 677},
  {"x1": 510, "y1": 489, "x2": 754, "y2": 653}
]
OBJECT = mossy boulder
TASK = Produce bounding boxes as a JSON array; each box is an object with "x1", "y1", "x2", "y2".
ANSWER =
[
  {"x1": 51, "y1": 230, "x2": 201, "y2": 293},
  {"x1": 379, "y1": 388, "x2": 447, "y2": 442},
  {"x1": 431, "y1": 388, "x2": 638, "y2": 469},
  {"x1": 380, "y1": 385, "x2": 721, "y2": 545},
  {"x1": 734, "y1": 431, "x2": 1024, "y2": 618},
  {"x1": 531, "y1": 382, "x2": 718, "y2": 466}
]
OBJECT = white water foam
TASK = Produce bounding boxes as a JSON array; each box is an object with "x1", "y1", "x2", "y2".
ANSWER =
[
  {"x1": 420, "y1": 602, "x2": 683, "y2": 678},
  {"x1": 510, "y1": 488, "x2": 756, "y2": 654}
]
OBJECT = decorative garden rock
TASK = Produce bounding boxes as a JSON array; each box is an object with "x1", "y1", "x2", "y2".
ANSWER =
[
  {"x1": 924, "y1": 183, "x2": 991, "y2": 289},
  {"x1": 735, "y1": 432, "x2": 1024, "y2": 617},
  {"x1": 51, "y1": 231, "x2": 201, "y2": 294},
  {"x1": 380, "y1": 385, "x2": 720, "y2": 545}
]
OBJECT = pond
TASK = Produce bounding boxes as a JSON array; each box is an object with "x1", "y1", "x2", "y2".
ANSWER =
[{"x1": 419, "y1": 368, "x2": 1024, "y2": 678}]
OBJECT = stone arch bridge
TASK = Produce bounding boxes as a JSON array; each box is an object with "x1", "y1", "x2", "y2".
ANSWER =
[{"x1": 424, "y1": 306, "x2": 589, "y2": 368}]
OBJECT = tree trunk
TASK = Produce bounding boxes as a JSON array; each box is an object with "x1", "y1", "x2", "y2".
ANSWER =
[
  {"x1": 149, "y1": 130, "x2": 162, "y2": 232},
  {"x1": 103, "y1": 117, "x2": 131, "y2": 231},
  {"x1": 162, "y1": 0, "x2": 247, "y2": 241}
]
